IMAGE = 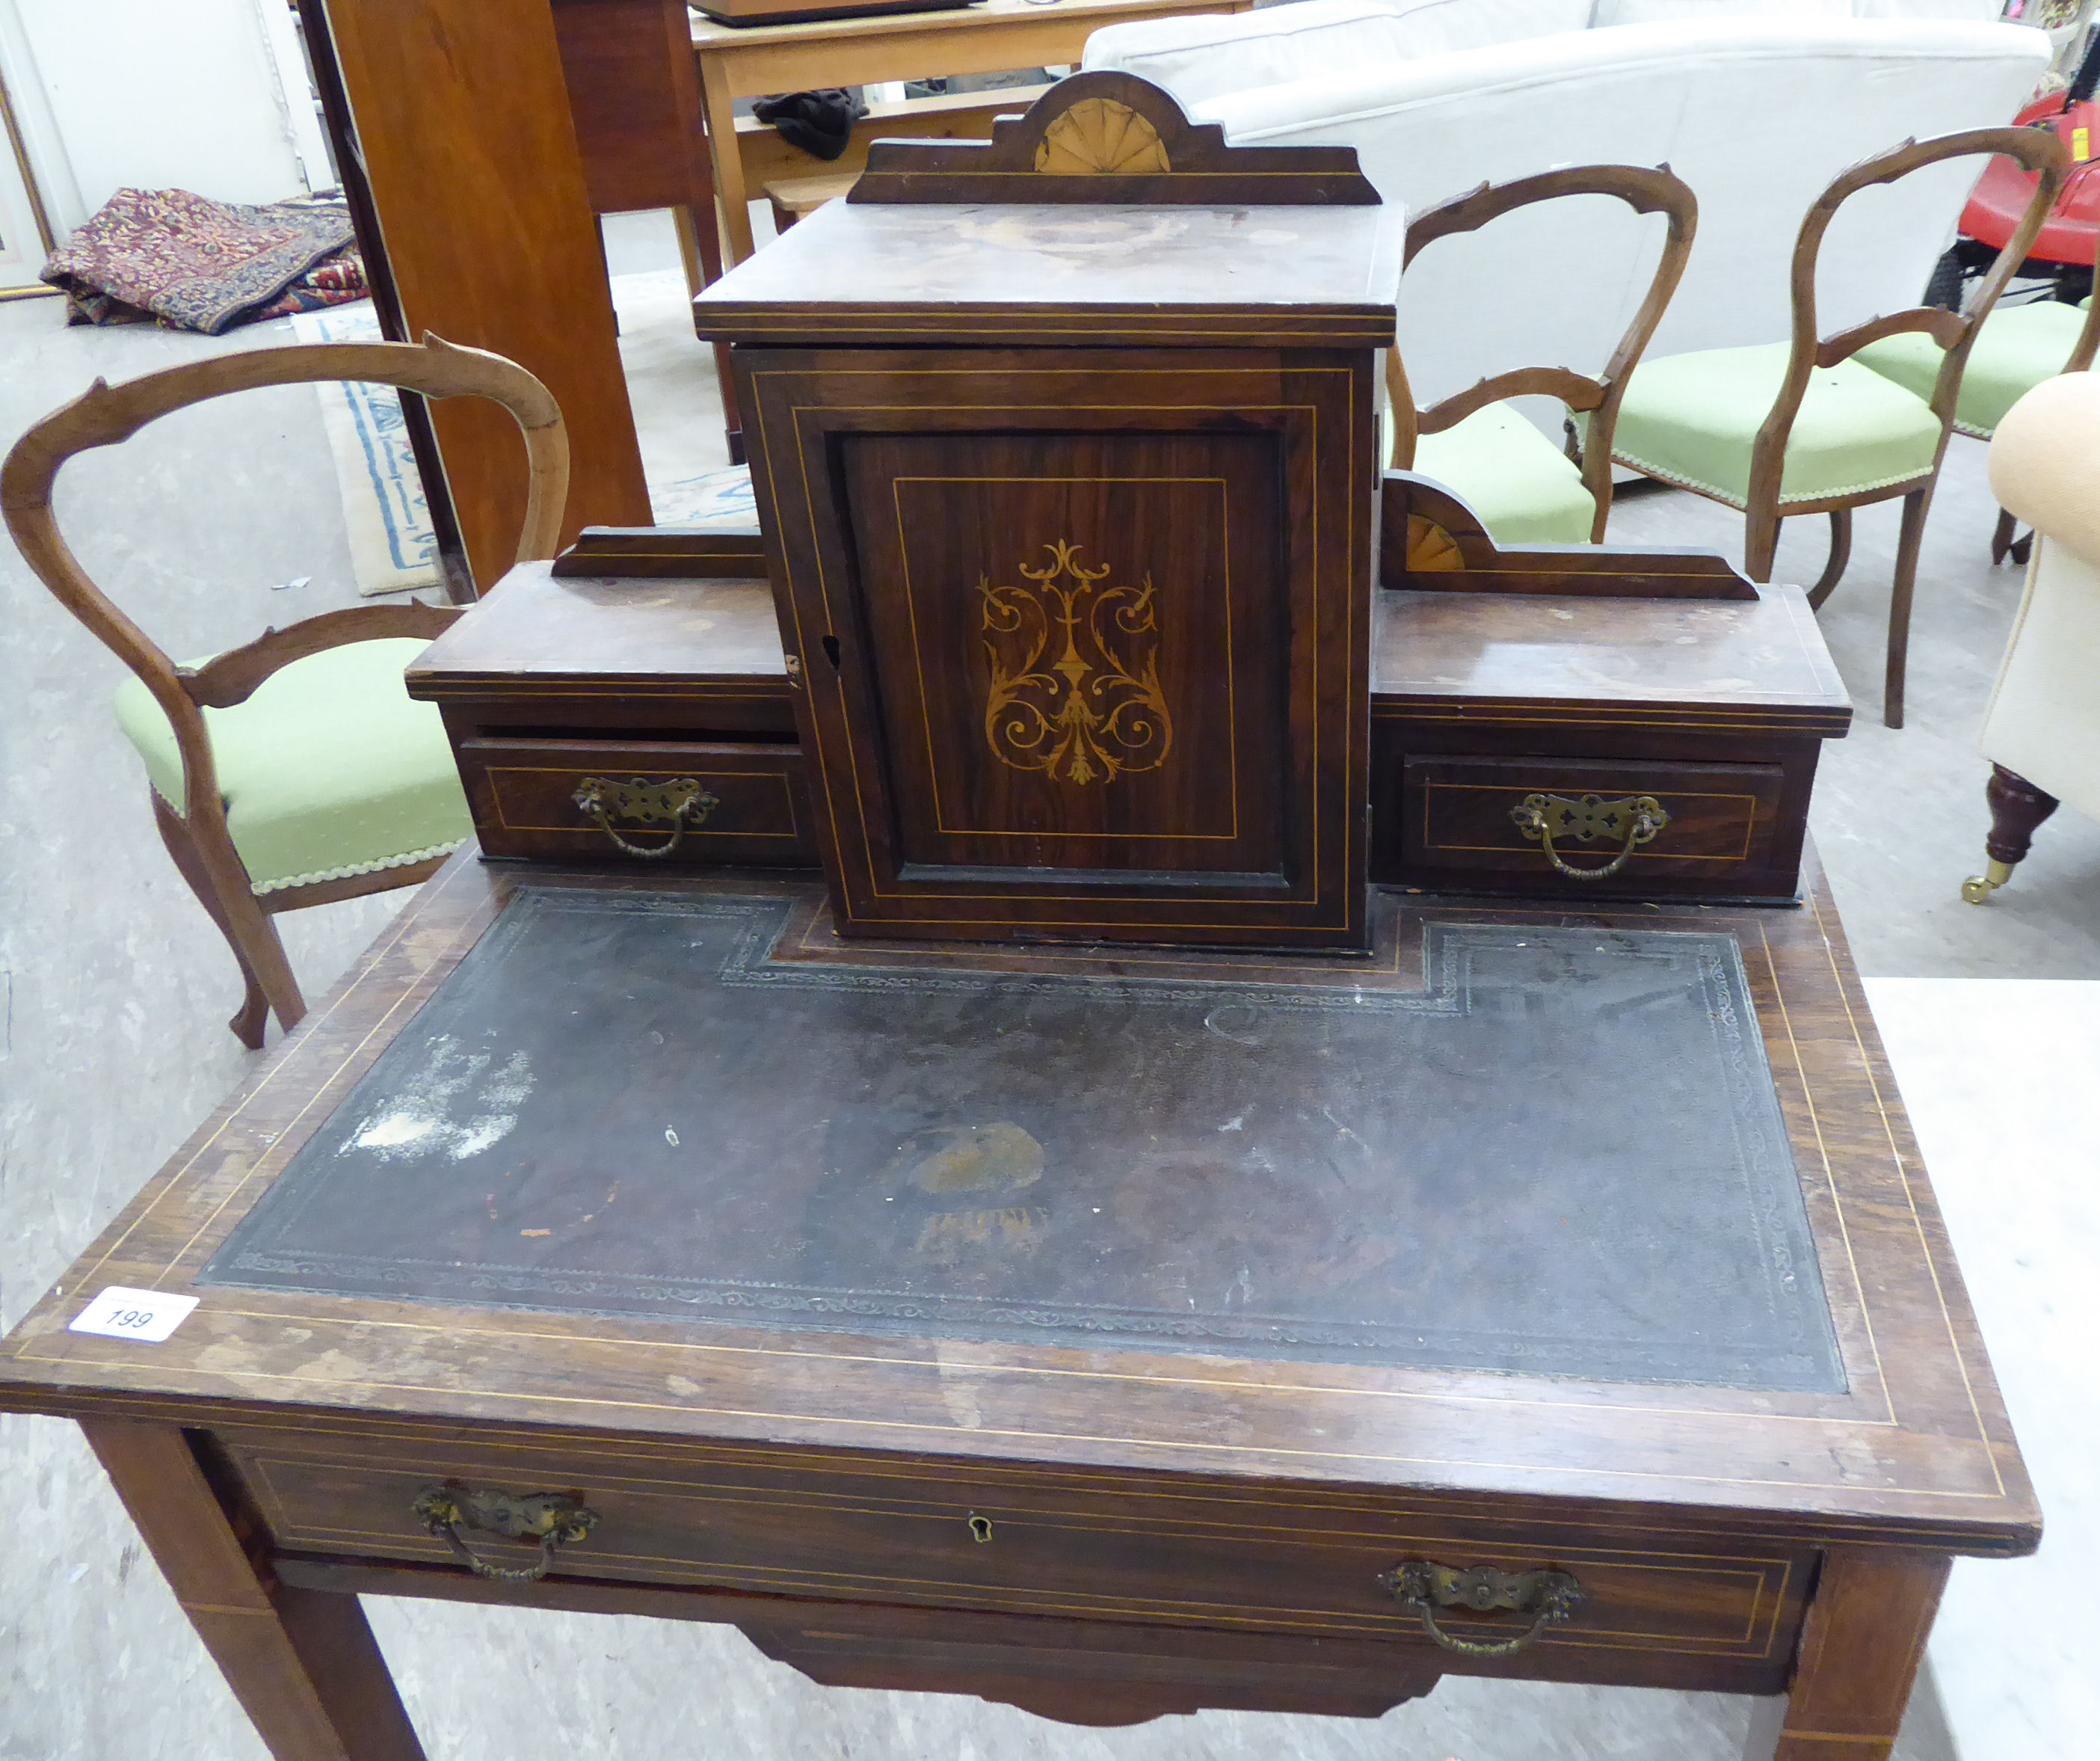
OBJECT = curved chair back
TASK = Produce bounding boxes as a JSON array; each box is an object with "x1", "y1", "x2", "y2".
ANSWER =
[
  {"x1": 1387, "y1": 164, "x2": 1698, "y2": 537},
  {"x1": 1749, "y1": 126, "x2": 2069, "y2": 505},
  {"x1": 0, "y1": 336, "x2": 570, "y2": 832}
]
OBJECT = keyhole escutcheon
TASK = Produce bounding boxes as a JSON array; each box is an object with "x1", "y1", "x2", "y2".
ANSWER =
[{"x1": 967, "y1": 1513, "x2": 994, "y2": 1543}]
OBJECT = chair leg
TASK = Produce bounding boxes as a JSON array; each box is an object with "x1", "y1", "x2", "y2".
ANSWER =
[
  {"x1": 1989, "y1": 507, "x2": 2021, "y2": 566},
  {"x1": 151, "y1": 795, "x2": 307, "y2": 1048},
  {"x1": 1743, "y1": 505, "x2": 1782, "y2": 584},
  {"x1": 1882, "y1": 488, "x2": 1932, "y2": 730},
  {"x1": 1962, "y1": 765, "x2": 2061, "y2": 903},
  {"x1": 1806, "y1": 509, "x2": 1852, "y2": 610}
]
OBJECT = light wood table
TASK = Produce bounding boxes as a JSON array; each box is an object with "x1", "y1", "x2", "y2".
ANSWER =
[{"x1": 692, "y1": 0, "x2": 1254, "y2": 265}]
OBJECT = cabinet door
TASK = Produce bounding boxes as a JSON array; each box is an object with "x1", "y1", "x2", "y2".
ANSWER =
[{"x1": 739, "y1": 348, "x2": 1373, "y2": 949}]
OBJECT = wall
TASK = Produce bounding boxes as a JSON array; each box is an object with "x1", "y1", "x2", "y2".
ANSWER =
[{"x1": 0, "y1": 0, "x2": 326, "y2": 240}]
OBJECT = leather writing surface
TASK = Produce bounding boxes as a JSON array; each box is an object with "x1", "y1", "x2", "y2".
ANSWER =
[{"x1": 203, "y1": 887, "x2": 1842, "y2": 1392}]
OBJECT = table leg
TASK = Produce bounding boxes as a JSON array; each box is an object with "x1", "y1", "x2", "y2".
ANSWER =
[
  {"x1": 673, "y1": 203, "x2": 710, "y2": 298},
  {"x1": 698, "y1": 55, "x2": 758, "y2": 269},
  {"x1": 83, "y1": 1419, "x2": 425, "y2": 1761},
  {"x1": 673, "y1": 202, "x2": 745, "y2": 463},
  {"x1": 1744, "y1": 1549, "x2": 1950, "y2": 1761}
]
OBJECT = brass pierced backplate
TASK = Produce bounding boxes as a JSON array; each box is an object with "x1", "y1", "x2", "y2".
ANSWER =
[
  {"x1": 1379, "y1": 1561, "x2": 1585, "y2": 1658},
  {"x1": 570, "y1": 775, "x2": 719, "y2": 858},
  {"x1": 1509, "y1": 791, "x2": 1669, "y2": 880},
  {"x1": 412, "y1": 1482, "x2": 599, "y2": 1583},
  {"x1": 979, "y1": 539, "x2": 1172, "y2": 786}
]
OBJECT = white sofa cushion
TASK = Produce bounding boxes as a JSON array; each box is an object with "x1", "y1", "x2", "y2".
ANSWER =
[
  {"x1": 1592, "y1": 0, "x2": 2002, "y2": 25},
  {"x1": 1080, "y1": 0, "x2": 1595, "y2": 108},
  {"x1": 1980, "y1": 376, "x2": 2100, "y2": 811},
  {"x1": 1082, "y1": 0, "x2": 2011, "y2": 107},
  {"x1": 1989, "y1": 372, "x2": 2100, "y2": 570}
]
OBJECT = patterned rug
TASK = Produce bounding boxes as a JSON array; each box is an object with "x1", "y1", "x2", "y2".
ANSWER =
[
  {"x1": 44, "y1": 189, "x2": 363, "y2": 334},
  {"x1": 652, "y1": 462, "x2": 760, "y2": 528},
  {"x1": 289, "y1": 304, "x2": 444, "y2": 596},
  {"x1": 291, "y1": 294, "x2": 756, "y2": 597}
]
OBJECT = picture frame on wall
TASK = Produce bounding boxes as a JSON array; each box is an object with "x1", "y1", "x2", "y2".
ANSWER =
[{"x1": 0, "y1": 56, "x2": 56, "y2": 297}]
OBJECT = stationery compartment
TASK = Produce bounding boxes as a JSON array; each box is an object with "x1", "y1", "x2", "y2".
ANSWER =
[
  {"x1": 1396, "y1": 755, "x2": 1791, "y2": 899},
  {"x1": 455, "y1": 736, "x2": 813, "y2": 865}
]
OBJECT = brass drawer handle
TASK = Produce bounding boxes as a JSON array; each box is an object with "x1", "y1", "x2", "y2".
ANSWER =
[
  {"x1": 412, "y1": 1484, "x2": 599, "y2": 1583},
  {"x1": 1379, "y1": 1561, "x2": 1584, "y2": 1657},
  {"x1": 1509, "y1": 792, "x2": 1669, "y2": 880},
  {"x1": 571, "y1": 775, "x2": 719, "y2": 859}
]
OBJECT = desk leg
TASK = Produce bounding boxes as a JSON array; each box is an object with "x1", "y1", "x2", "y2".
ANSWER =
[
  {"x1": 697, "y1": 55, "x2": 758, "y2": 271},
  {"x1": 1745, "y1": 1549, "x2": 1950, "y2": 1761},
  {"x1": 84, "y1": 1419, "x2": 425, "y2": 1761},
  {"x1": 673, "y1": 203, "x2": 745, "y2": 464}
]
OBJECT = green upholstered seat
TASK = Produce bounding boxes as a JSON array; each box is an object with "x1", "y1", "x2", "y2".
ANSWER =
[
  {"x1": 1605, "y1": 342, "x2": 1943, "y2": 509},
  {"x1": 1402, "y1": 402, "x2": 1595, "y2": 544},
  {"x1": 113, "y1": 637, "x2": 470, "y2": 895},
  {"x1": 1856, "y1": 298, "x2": 2092, "y2": 440}
]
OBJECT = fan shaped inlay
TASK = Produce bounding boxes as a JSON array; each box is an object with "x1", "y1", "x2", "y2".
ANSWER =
[
  {"x1": 1033, "y1": 99, "x2": 1172, "y2": 176},
  {"x1": 1405, "y1": 516, "x2": 1465, "y2": 573}
]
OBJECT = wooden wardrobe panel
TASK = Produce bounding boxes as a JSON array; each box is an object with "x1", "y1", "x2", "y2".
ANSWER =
[{"x1": 318, "y1": 0, "x2": 651, "y2": 584}]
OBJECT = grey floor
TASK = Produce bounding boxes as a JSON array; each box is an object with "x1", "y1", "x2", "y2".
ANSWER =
[{"x1": 3, "y1": 268, "x2": 2082, "y2": 1758}]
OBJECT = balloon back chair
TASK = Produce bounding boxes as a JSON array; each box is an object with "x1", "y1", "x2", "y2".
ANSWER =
[
  {"x1": 1603, "y1": 127, "x2": 2068, "y2": 728},
  {"x1": 1388, "y1": 164, "x2": 1699, "y2": 546},
  {"x1": 1856, "y1": 225, "x2": 2100, "y2": 568},
  {"x1": 1, "y1": 337, "x2": 568, "y2": 1047}
]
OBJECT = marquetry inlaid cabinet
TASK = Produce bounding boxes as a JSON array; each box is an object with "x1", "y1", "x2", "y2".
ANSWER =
[{"x1": 693, "y1": 74, "x2": 1401, "y2": 950}]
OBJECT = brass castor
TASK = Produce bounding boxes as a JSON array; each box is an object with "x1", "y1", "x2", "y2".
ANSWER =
[
  {"x1": 1964, "y1": 766, "x2": 2062, "y2": 903},
  {"x1": 1961, "y1": 859, "x2": 2015, "y2": 906}
]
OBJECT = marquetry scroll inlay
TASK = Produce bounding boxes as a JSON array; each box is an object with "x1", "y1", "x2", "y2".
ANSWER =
[
  {"x1": 1033, "y1": 99, "x2": 1172, "y2": 176},
  {"x1": 1405, "y1": 515, "x2": 1464, "y2": 572},
  {"x1": 979, "y1": 540, "x2": 1172, "y2": 786}
]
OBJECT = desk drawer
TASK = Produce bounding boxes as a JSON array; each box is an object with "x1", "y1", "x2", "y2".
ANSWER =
[
  {"x1": 223, "y1": 1433, "x2": 1808, "y2": 1670},
  {"x1": 457, "y1": 737, "x2": 816, "y2": 865},
  {"x1": 1398, "y1": 755, "x2": 1790, "y2": 900}
]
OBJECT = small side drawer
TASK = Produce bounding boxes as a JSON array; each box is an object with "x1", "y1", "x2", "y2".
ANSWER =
[
  {"x1": 456, "y1": 737, "x2": 816, "y2": 866},
  {"x1": 1399, "y1": 755, "x2": 1792, "y2": 900},
  {"x1": 219, "y1": 1432, "x2": 1808, "y2": 1674}
]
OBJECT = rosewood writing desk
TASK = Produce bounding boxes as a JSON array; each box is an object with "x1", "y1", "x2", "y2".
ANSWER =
[{"x1": 0, "y1": 852, "x2": 2035, "y2": 1760}]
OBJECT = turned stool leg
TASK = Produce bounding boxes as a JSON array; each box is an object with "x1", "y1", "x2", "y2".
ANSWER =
[{"x1": 1962, "y1": 763, "x2": 2061, "y2": 903}]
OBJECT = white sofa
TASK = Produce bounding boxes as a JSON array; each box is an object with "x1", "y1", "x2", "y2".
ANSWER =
[
  {"x1": 1084, "y1": 0, "x2": 2007, "y2": 107},
  {"x1": 1084, "y1": 4, "x2": 2048, "y2": 420}
]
